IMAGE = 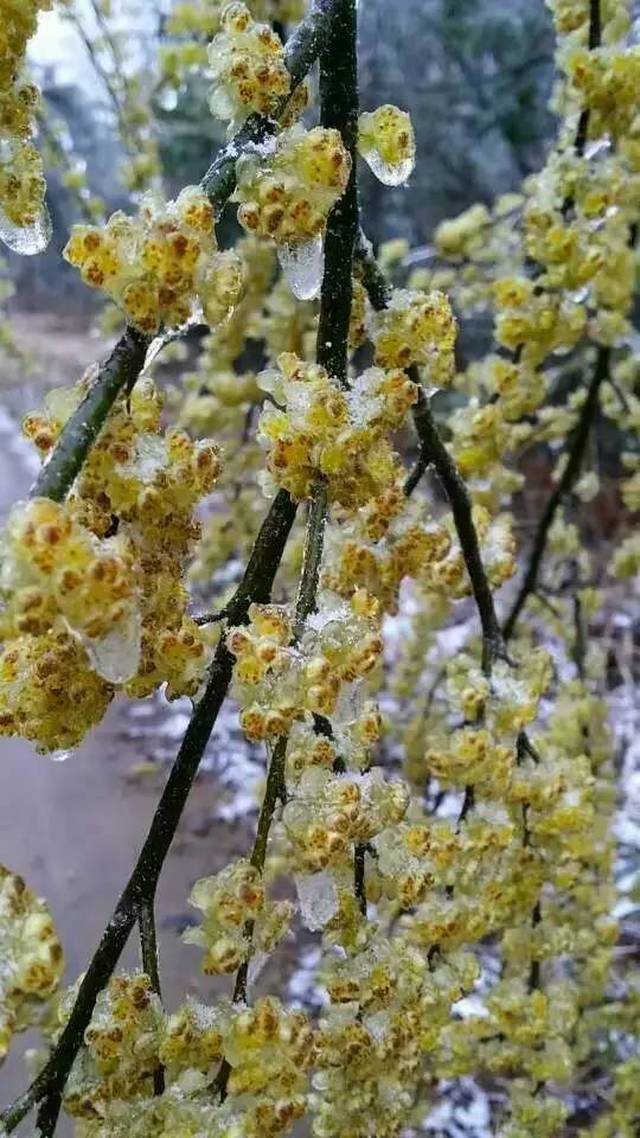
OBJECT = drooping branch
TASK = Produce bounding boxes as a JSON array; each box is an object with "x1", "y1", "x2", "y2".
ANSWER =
[
  {"x1": 212, "y1": 481, "x2": 331, "y2": 1096},
  {"x1": 0, "y1": 490, "x2": 296, "y2": 1136},
  {"x1": 502, "y1": 345, "x2": 610, "y2": 642},
  {"x1": 573, "y1": 0, "x2": 602, "y2": 160},
  {"x1": 30, "y1": 327, "x2": 149, "y2": 502},
  {"x1": 29, "y1": 0, "x2": 335, "y2": 509},
  {"x1": 137, "y1": 898, "x2": 165, "y2": 1096},
  {"x1": 215, "y1": 0, "x2": 360, "y2": 1101},
  {"x1": 356, "y1": 237, "x2": 506, "y2": 676},
  {"x1": 410, "y1": 382, "x2": 505, "y2": 675},
  {"x1": 315, "y1": 0, "x2": 359, "y2": 386}
]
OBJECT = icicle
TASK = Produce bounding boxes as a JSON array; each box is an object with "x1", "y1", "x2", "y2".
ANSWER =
[
  {"x1": 49, "y1": 748, "x2": 72, "y2": 763},
  {"x1": 81, "y1": 612, "x2": 142, "y2": 685},
  {"x1": 360, "y1": 144, "x2": 414, "y2": 188},
  {"x1": 0, "y1": 203, "x2": 52, "y2": 256},
  {"x1": 277, "y1": 235, "x2": 324, "y2": 300}
]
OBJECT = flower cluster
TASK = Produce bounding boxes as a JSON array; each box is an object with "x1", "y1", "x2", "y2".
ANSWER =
[
  {"x1": 284, "y1": 768, "x2": 409, "y2": 874},
  {"x1": 208, "y1": 3, "x2": 291, "y2": 123},
  {"x1": 0, "y1": 0, "x2": 51, "y2": 249},
  {"x1": 64, "y1": 187, "x2": 245, "y2": 334},
  {"x1": 184, "y1": 858, "x2": 293, "y2": 974},
  {"x1": 228, "y1": 595, "x2": 384, "y2": 741},
  {"x1": 234, "y1": 125, "x2": 351, "y2": 246},
  {"x1": 0, "y1": 863, "x2": 63, "y2": 1062},
  {"x1": 257, "y1": 352, "x2": 416, "y2": 504},
  {"x1": 62, "y1": 973, "x2": 316, "y2": 1138},
  {"x1": 0, "y1": 377, "x2": 221, "y2": 752},
  {"x1": 371, "y1": 288, "x2": 457, "y2": 384}
]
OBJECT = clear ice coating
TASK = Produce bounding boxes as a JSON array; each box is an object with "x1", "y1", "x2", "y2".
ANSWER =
[
  {"x1": 277, "y1": 235, "x2": 324, "y2": 300},
  {"x1": 49, "y1": 748, "x2": 72, "y2": 763},
  {"x1": 295, "y1": 871, "x2": 338, "y2": 931},
  {"x1": 0, "y1": 202, "x2": 52, "y2": 256},
  {"x1": 360, "y1": 145, "x2": 414, "y2": 188},
  {"x1": 81, "y1": 613, "x2": 142, "y2": 685}
]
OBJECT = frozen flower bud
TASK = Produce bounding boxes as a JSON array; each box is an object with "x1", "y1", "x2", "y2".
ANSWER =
[
  {"x1": 63, "y1": 187, "x2": 243, "y2": 335},
  {"x1": 185, "y1": 859, "x2": 292, "y2": 974},
  {"x1": 234, "y1": 125, "x2": 351, "y2": 248},
  {"x1": 372, "y1": 288, "x2": 457, "y2": 384},
  {"x1": 208, "y1": 2, "x2": 291, "y2": 123},
  {"x1": 358, "y1": 104, "x2": 416, "y2": 186}
]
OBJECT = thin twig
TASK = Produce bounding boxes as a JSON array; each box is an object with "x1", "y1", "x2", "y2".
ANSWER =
[
  {"x1": 410, "y1": 384, "x2": 505, "y2": 676},
  {"x1": 294, "y1": 478, "x2": 328, "y2": 639},
  {"x1": 502, "y1": 346, "x2": 610, "y2": 642},
  {"x1": 30, "y1": 328, "x2": 149, "y2": 502},
  {"x1": 137, "y1": 898, "x2": 165, "y2": 1095},
  {"x1": 315, "y1": 0, "x2": 359, "y2": 387},
  {"x1": 354, "y1": 843, "x2": 367, "y2": 916},
  {"x1": 355, "y1": 242, "x2": 505, "y2": 677},
  {"x1": 193, "y1": 609, "x2": 227, "y2": 626}
]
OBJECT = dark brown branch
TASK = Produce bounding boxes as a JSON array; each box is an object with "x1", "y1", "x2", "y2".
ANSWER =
[
  {"x1": 410, "y1": 383, "x2": 505, "y2": 676},
  {"x1": 354, "y1": 843, "x2": 367, "y2": 916},
  {"x1": 200, "y1": 0, "x2": 333, "y2": 205},
  {"x1": 502, "y1": 346, "x2": 610, "y2": 642},
  {"x1": 0, "y1": 491, "x2": 296, "y2": 1135},
  {"x1": 137, "y1": 898, "x2": 165, "y2": 1095},
  {"x1": 315, "y1": 0, "x2": 359, "y2": 386},
  {"x1": 355, "y1": 240, "x2": 505, "y2": 676},
  {"x1": 30, "y1": 328, "x2": 149, "y2": 502}
]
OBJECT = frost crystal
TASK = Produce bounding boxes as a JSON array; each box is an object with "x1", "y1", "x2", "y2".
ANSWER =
[{"x1": 295, "y1": 872, "x2": 338, "y2": 930}]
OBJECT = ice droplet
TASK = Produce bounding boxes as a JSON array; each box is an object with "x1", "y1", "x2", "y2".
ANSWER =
[
  {"x1": 0, "y1": 202, "x2": 52, "y2": 256},
  {"x1": 295, "y1": 871, "x2": 338, "y2": 931},
  {"x1": 584, "y1": 138, "x2": 611, "y2": 160},
  {"x1": 360, "y1": 145, "x2": 414, "y2": 187},
  {"x1": 82, "y1": 613, "x2": 142, "y2": 684},
  {"x1": 277, "y1": 235, "x2": 323, "y2": 300},
  {"x1": 50, "y1": 748, "x2": 72, "y2": 763}
]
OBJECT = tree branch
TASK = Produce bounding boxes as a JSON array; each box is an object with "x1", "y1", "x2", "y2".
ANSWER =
[
  {"x1": 30, "y1": 0, "x2": 335, "y2": 508},
  {"x1": 30, "y1": 328, "x2": 149, "y2": 502},
  {"x1": 137, "y1": 898, "x2": 165, "y2": 1096},
  {"x1": 315, "y1": 0, "x2": 359, "y2": 386},
  {"x1": 215, "y1": 2, "x2": 359, "y2": 1100},
  {"x1": 0, "y1": 490, "x2": 296, "y2": 1135},
  {"x1": 501, "y1": 346, "x2": 609, "y2": 642},
  {"x1": 409, "y1": 382, "x2": 505, "y2": 675},
  {"x1": 200, "y1": 0, "x2": 334, "y2": 205}
]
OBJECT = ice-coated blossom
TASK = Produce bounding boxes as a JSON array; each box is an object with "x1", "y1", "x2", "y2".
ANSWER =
[{"x1": 64, "y1": 187, "x2": 245, "y2": 334}]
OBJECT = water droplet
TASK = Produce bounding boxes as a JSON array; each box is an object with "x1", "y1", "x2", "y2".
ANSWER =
[
  {"x1": 0, "y1": 203, "x2": 52, "y2": 256},
  {"x1": 295, "y1": 871, "x2": 338, "y2": 930},
  {"x1": 277, "y1": 235, "x2": 324, "y2": 300},
  {"x1": 157, "y1": 86, "x2": 179, "y2": 112},
  {"x1": 360, "y1": 145, "x2": 414, "y2": 187}
]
